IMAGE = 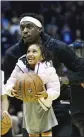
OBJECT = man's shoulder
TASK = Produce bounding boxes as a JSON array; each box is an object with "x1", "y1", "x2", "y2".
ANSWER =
[
  {"x1": 50, "y1": 37, "x2": 67, "y2": 47},
  {"x1": 42, "y1": 32, "x2": 67, "y2": 49},
  {"x1": 45, "y1": 34, "x2": 67, "y2": 50},
  {"x1": 6, "y1": 42, "x2": 20, "y2": 54}
]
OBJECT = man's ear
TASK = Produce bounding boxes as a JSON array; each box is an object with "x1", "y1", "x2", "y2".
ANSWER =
[{"x1": 38, "y1": 27, "x2": 43, "y2": 33}]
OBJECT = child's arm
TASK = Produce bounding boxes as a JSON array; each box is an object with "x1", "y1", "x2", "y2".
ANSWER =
[
  {"x1": 5, "y1": 65, "x2": 20, "y2": 97},
  {"x1": 46, "y1": 67, "x2": 60, "y2": 101},
  {"x1": 1, "y1": 94, "x2": 9, "y2": 112},
  {"x1": 37, "y1": 67, "x2": 60, "y2": 111}
]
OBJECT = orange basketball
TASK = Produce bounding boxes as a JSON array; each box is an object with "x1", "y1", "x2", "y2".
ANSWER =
[
  {"x1": 14, "y1": 73, "x2": 43, "y2": 102},
  {"x1": 0, "y1": 111, "x2": 12, "y2": 135}
]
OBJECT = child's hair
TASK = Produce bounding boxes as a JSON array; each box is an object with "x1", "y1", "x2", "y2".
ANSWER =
[{"x1": 27, "y1": 41, "x2": 52, "y2": 62}]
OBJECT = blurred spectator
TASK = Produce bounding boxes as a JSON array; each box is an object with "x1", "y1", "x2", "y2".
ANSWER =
[
  {"x1": 9, "y1": 17, "x2": 20, "y2": 35},
  {"x1": 1, "y1": 22, "x2": 13, "y2": 56},
  {"x1": 1, "y1": 1, "x2": 11, "y2": 12},
  {"x1": 61, "y1": 23, "x2": 73, "y2": 44},
  {"x1": 39, "y1": 2, "x2": 49, "y2": 14},
  {"x1": 9, "y1": 17, "x2": 20, "y2": 44},
  {"x1": 39, "y1": 14, "x2": 44, "y2": 25},
  {"x1": 45, "y1": 16, "x2": 60, "y2": 39},
  {"x1": 76, "y1": 29, "x2": 82, "y2": 40},
  {"x1": 1, "y1": 13, "x2": 10, "y2": 30}
]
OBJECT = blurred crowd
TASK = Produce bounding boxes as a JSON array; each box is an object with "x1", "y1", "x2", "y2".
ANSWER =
[
  {"x1": 1, "y1": 1, "x2": 84, "y2": 135},
  {"x1": 1, "y1": 1, "x2": 84, "y2": 58}
]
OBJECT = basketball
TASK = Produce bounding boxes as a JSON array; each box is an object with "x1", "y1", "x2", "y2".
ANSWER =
[
  {"x1": 0, "y1": 111, "x2": 12, "y2": 135},
  {"x1": 14, "y1": 73, "x2": 43, "y2": 102}
]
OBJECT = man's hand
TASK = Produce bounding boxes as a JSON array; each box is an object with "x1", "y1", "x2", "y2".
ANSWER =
[
  {"x1": 59, "y1": 76, "x2": 69, "y2": 87},
  {"x1": 81, "y1": 83, "x2": 84, "y2": 88}
]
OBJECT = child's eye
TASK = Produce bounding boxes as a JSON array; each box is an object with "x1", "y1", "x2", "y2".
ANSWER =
[
  {"x1": 33, "y1": 50, "x2": 37, "y2": 53},
  {"x1": 27, "y1": 50, "x2": 30, "y2": 53}
]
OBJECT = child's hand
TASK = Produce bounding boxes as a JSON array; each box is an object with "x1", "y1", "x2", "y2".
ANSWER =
[
  {"x1": 35, "y1": 86, "x2": 48, "y2": 99},
  {"x1": 2, "y1": 111, "x2": 11, "y2": 118},
  {"x1": 11, "y1": 88, "x2": 17, "y2": 96}
]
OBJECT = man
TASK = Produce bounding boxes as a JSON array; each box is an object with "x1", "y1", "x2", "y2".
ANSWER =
[{"x1": 4, "y1": 13, "x2": 84, "y2": 137}]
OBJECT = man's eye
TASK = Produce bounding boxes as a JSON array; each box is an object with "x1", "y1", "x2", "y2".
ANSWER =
[
  {"x1": 27, "y1": 26, "x2": 31, "y2": 29},
  {"x1": 20, "y1": 26, "x2": 24, "y2": 30}
]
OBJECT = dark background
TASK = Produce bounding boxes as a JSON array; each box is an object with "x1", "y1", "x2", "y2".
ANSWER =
[{"x1": 1, "y1": 1, "x2": 84, "y2": 135}]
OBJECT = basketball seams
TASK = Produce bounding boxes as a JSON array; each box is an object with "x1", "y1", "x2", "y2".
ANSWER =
[
  {"x1": 29, "y1": 73, "x2": 36, "y2": 98},
  {"x1": 21, "y1": 78, "x2": 25, "y2": 101},
  {"x1": 24, "y1": 78, "x2": 28, "y2": 102},
  {"x1": 1, "y1": 126, "x2": 11, "y2": 129},
  {"x1": 17, "y1": 76, "x2": 25, "y2": 100},
  {"x1": 1, "y1": 120, "x2": 11, "y2": 126},
  {"x1": 20, "y1": 79, "x2": 24, "y2": 100},
  {"x1": 1, "y1": 114, "x2": 11, "y2": 125},
  {"x1": 27, "y1": 74, "x2": 36, "y2": 101},
  {"x1": 1, "y1": 113, "x2": 11, "y2": 135},
  {"x1": 29, "y1": 73, "x2": 43, "y2": 95},
  {"x1": 34, "y1": 74, "x2": 43, "y2": 92},
  {"x1": 1, "y1": 127, "x2": 11, "y2": 135}
]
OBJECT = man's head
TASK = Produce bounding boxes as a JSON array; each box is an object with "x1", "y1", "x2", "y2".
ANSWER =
[{"x1": 20, "y1": 13, "x2": 43, "y2": 44}]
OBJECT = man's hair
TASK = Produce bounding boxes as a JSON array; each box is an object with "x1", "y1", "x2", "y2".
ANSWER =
[{"x1": 20, "y1": 13, "x2": 43, "y2": 25}]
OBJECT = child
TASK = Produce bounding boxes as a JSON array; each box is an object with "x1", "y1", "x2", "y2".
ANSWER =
[{"x1": 5, "y1": 42, "x2": 60, "y2": 137}]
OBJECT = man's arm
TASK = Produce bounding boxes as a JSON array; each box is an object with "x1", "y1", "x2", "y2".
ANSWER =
[
  {"x1": 54, "y1": 40, "x2": 84, "y2": 85},
  {"x1": 81, "y1": 83, "x2": 84, "y2": 88}
]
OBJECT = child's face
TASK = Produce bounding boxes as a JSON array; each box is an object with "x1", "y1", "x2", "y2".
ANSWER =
[{"x1": 26, "y1": 44, "x2": 43, "y2": 68}]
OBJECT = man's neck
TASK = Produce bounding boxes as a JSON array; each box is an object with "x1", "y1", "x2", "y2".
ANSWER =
[{"x1": 26, "y1": 37, "x2": 42, "y2": 45}]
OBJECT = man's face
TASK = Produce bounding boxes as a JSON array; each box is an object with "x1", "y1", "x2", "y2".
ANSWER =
[{"x1": 20, "y1": 21, "x2": 40, "y2": 43}]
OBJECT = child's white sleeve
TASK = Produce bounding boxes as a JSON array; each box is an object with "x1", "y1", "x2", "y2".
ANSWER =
[
  {"x1": 38, "y1": 67, "x2": 60, "y2": 110},
  {"x1": 46, "y1": 67, "x2": 60, "y2": 101},
  {"x1": 5, "y1": 65, "x2": 20, "y2": 97}
]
